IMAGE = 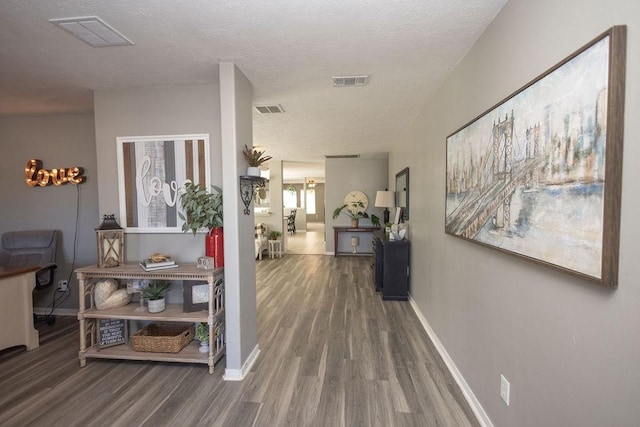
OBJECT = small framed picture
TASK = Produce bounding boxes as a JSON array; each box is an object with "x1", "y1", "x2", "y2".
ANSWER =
[
  {"x1": 97, "y1": 319, "x2": 127, "y2": 349},
  {"x1": 394, "y1": 207, "x2": 402, "y2": 224},
  {"x1": 183, "y1": 282, "x2": 209, "y2": 312},
  {"x1": 127, "y1": 279, "x2": 148, "y2": 294}
]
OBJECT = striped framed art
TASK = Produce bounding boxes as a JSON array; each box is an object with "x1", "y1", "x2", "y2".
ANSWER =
[{"x1": 116, "y1": 134, "x2": 211, "y2": 233}]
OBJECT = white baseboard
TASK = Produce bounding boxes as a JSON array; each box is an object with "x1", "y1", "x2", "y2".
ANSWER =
[
  {"x1": 223, "y1": 344, "x2": 261, "y2": 381},
  {"x1": 408, "y1": 295, "x2": 493, "y2": 427},
  {"x1": 34, "y1": 307, "x2": 78, "y2": 317}
]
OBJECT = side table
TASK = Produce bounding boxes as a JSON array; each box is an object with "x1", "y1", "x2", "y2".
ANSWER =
[{"x1": 268, "y1": 239, "x2": 282, "y2": 259}]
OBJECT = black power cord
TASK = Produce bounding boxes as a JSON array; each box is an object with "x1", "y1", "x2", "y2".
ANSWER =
[{"x1": 42, "y1": 183, "x2": 81, "y2": 321}]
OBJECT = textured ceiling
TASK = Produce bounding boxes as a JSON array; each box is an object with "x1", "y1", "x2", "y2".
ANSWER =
[{"x1": 0, "y1": 0, "x2": 506, "y2": 180}]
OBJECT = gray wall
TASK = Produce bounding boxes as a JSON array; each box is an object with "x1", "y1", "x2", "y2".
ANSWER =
[
  {"x1": 94, "y1": 84, "x2": 221, "y2": 266},
  {"x1": 0, "y1": 114, "x2": 98, "y2": 310},
  {"x1": 219, "y1": 62, "x2": 258, "y2": 375},
  {"x1": 390, "y1": 0, "x2": 640, "y2": 425},
  {"x1": 325, "y1": 157, "x2": 388, "y2": 253}
]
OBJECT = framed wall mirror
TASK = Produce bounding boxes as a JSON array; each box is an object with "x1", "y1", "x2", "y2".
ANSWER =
[{"x1": 395, "y1": 167, "x2": 409, "y2": 221}]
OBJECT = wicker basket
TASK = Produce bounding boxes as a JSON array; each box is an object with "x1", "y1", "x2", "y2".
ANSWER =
[{"x1": 131, "y1": 322, "x2": 194, "y2": 353}]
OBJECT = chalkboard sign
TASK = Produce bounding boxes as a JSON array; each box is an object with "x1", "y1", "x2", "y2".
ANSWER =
[{"x1": 98, "y1": 319, "x2": 127, "y2": 349}]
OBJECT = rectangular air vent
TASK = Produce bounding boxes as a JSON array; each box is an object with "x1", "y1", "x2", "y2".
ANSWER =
[
  {"x1": 50, "y1": 16, "x2": 133, "y2": 47},
  {"x1": 332, "y1": 75, "x2": 369, "y2": 87},
  {"x1": 254, "y1": 105, "x2": 284, "y2": 114},
  {"x1": 324, "y1": 154, "x2": 360, "y2": 159}
]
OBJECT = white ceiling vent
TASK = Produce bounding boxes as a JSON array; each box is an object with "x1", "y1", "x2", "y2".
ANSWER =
[
  {"x1": 254, "y1": 104, "x2": 284, "y2": 114},
  {"x1": 332, "y1": 75, "x2": 369, "y2": 87},
  {"x1": 50, "y1": 16, "x2": 133, "y2": 47}
]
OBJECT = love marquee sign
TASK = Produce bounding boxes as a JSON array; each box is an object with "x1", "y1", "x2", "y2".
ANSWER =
[{"x1": 25, "y1": 159, "x2": 85, "y2": 187}]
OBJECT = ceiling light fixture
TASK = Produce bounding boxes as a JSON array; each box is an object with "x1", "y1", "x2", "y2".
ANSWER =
[
  {"x1": 49, "y1": 16, "x2": 134, "y2": 47},
  {"x1": 332, "y1": 75, "x2": 369, "y2": 87}
]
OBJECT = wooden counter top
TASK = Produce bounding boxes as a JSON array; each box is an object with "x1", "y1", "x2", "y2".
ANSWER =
[{"x1": 0, "y1": 265, "x2": 39, "y2": 280}]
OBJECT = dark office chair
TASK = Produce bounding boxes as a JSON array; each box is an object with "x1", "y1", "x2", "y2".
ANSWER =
[
  {"x1": 0, "y1": 230, "x2": 58, "y2": 325},
  {"x1": 287, "y1": 209, "x2": 297, "y2": 234}
]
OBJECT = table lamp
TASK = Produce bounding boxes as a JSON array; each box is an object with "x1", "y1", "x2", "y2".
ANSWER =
[{"x1": 374, "y1": 190, "x2": 395, "y2": 224}]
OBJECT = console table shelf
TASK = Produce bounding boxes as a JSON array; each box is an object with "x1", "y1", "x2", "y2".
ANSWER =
[
  {"x1": 75, "y1": 263, "x2": 224, "y2": 374},
  {"x1": 333, "y1": 226, "x2": 381, "y2": 257}
]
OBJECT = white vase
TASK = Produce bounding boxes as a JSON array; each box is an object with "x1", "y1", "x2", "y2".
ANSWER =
[
  {"x1": 199, "y1": 341, "x2": 210, "y2": 353},
  {"x1": 147, "y1": 298, "x2": 166, "y2": 313},
  {"x1": 246, "y1": 167, "x2": 261, "y2": 177}
]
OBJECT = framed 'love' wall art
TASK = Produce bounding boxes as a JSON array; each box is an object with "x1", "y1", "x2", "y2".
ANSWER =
[
  {"x1": 445, "y1": 26, "x2": 626, "y2": 287},
  {"x1": 116, "y1": 134, "x2": 210, "y2": 233}
]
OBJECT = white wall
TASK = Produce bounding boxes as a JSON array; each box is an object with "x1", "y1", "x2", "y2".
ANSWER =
[
  {"x1": 0, "y1": 114, "x2": 98, "y2": 310},
  {"x1": 390, "y1": 0, "x2": 640, "y2": 425}
]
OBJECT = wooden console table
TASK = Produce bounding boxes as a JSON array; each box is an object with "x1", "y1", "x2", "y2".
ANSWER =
[
  {"x1": 76, "y1": 263, "x2": 224, "y2": 374},
  {"x1": 0, "y1": 266, "x2": 39, "y2": 351},
  {"x1": 333, "y1": 226, "x2": 381, "y2": 257}
]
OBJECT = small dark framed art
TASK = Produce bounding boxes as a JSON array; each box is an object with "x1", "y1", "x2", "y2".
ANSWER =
[{"x1": 183, "y1": 282, "x2": 209, "y2": 312}]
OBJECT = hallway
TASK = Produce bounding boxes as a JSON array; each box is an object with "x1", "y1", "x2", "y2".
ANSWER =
[
  {"x1": 285, "y1": 221, "x2": 326, "y2": 255},
  {"x1": 0, "y1": 255, "x2": 478, "y2": 426}
]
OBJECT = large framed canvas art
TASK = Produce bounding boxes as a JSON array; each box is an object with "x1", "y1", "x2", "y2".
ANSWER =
[
  {"x1": 445, "y1": 26, "x2": 626, "y2": 287},
  {"x1": 116, "y1": 134, "x2": 210, "y2": 233}
]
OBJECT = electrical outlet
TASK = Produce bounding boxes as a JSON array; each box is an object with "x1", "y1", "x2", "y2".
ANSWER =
[
  {"x1": 500, "y1": 374, "x2": 510, "y2": 406},
  {"x1": 57, "y1": 279, "x2": 68, "y2": 292}
]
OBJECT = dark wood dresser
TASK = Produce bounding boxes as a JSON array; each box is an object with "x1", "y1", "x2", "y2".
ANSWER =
[{"x1": 372, "y1": 233, "x2": 410, "y2": 301}]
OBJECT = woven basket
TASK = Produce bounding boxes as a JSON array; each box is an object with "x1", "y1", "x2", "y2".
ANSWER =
[{"x1": 131, "y1": 322, "x2": 194, "y2": 353}]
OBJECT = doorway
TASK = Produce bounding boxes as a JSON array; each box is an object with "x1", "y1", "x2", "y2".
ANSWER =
[{"x1": 282, "y1": 161, "x2": 326, "y2": 255}]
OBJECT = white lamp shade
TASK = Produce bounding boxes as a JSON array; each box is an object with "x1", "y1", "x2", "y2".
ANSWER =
[{"x1": 374, "y1": 191, "x2": 395, "y2": 208}]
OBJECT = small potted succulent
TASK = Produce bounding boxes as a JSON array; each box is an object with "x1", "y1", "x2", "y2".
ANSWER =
[
  {"x1": 195, "y1": 322, "x2": 209, "y2": 353},
  {"x1": 142, "y1": 280, "x2": 171, "y2": 313},
  {"x1": 242, "y1": 144, "x2": 272, "y2": 176},
  {"x1": 269, "y1": 230, "x2": 282, "y2": 241}
]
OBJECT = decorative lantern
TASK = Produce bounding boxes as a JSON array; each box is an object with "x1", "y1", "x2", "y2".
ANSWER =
[{"x1": 96, "y1": 214, "x2": 124, "y2": 268}]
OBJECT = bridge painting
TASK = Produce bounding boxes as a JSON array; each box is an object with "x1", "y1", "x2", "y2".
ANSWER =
[{"x1": 445, "y1": 34, "x2": 614, "y2": 281}]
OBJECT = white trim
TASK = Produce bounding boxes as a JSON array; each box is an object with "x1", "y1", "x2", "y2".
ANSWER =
[
  {"x1": 223, "y1": 344, "x2": 260, "y2": 381},
  {"x1": 408, "y1": 295, "x2": 494, "y2": 427},
  {"x1": 34, "y1": 307, "x2": 78, "y2": 317}
]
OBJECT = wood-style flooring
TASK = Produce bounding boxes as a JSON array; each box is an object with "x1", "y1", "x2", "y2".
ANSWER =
[
  {"x1": 0, "y1": 255, "x2": 478, "y2": 427},
  {"x1": 285, "y1": 222, "x2": 327, "y2": 255}
]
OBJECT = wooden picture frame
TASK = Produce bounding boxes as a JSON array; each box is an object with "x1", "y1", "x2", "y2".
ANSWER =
[
  {"x1": 183, "y1": 281, "x2": 209, "y2": 312},
  {"x1": 116, "y1": 134, "x2": 210, "y2": 233},
  {"x1": 445, "y1": 26, "x2": 626, "y2": 287}
]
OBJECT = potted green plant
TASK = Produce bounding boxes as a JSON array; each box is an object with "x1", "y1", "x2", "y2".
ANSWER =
[
  {"x1": 242, "y1": 144, "x2": 272, "y2": 176},
  {"x1": 195, "y1": 322, "x2": 209, "y2": 353},
  {"x1": 333, "y1": 200, "x2": 369, "y2": 227},
  {"x1": 269, "y1": 230, "x2": 282, "y2": 240},
  {"x1": 179, "y1": 181, "x2": 224, "y2": 267},
  {"x1": 142, "y1": 280, "x2": 171, "y2": 313}
]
